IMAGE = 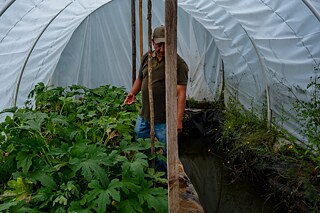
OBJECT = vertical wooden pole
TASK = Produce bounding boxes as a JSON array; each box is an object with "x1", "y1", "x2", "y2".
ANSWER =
[
  {"x1": 131, "y1": 0, "x2": 136, "y2": 85},
  {"x1": 139, "y1": 0, "x2": 143, "y2": 59},
  {"x1": 165, "y1": 0, "x2": 179, "y2": 212},
  {"x1": 147, "y1": 0, "x2": 156, "y2": 167}
]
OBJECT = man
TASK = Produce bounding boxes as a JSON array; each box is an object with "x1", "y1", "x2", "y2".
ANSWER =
[{"x1": 123, "y1": 25, "x2": 188, "y2": 145}]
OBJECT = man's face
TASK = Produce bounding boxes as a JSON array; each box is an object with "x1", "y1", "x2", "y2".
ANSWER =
[{"x1": 154, "y1": 42, "x2": 165, "y2": 58}]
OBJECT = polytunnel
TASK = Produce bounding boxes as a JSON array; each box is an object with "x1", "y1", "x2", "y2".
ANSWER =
[{"x1": 0, "y1": 0, "x2": 320, "y2": 146}]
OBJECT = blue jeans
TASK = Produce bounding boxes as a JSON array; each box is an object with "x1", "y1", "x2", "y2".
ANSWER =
[
  {"x1": 135, "y1": 115, "x2": 166, "y2": 145},
  {"x1": 135, "y1": 115, "x2": 167, "y2": 173}
]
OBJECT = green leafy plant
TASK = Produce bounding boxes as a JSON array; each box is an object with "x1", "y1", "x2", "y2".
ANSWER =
[
  {"x1": 0, "y1": 83, "x2": 167, "y2": 212},
  {"x1": 216, "y1": 96, "x2": 320, "y2": 212},
  {"x1": 218, "y1": 98, "x2": 277, "y2": 158},
  {"x1": 291, "y1": 76, "x2": 320, "y2": 209},
  {"x1": 294, "y1": 76, "x2": 320, "y2": 152}
]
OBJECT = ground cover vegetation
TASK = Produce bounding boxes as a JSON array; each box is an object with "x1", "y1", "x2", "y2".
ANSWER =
[
  {"x1": 217, "y1": 99, "x2": 319, "y2": 212},
  {"x1": 0, "y1": 83, "x2": 167, "y2": 212},
  {"x1": 211, "y1": 83, "x2": 320, "y2": 212}
]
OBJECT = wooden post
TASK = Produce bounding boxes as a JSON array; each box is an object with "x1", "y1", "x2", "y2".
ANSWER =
[
  {"x1": 139, "y1": 0, "x2": 143, "y2": 59},
  {"x1": 131, "y1": 0, "x2": 136, "y2": 85},
  {"x1": 147, "y1": 0, "x2": 156, "y2": 167},
  {"x1": 165, "y1": 0, "x2": 179, "y2": 212}
]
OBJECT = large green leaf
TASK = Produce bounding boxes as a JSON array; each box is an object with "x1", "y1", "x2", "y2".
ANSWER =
[
  {"x1": 106, "y1": 179, "x2": 122, "y2": 202},
  {"x1": 122, "y1": 152, "x2": 148, "y2": 179},
  {"x1": 0, "y1": 201, "x2": 19, "y2": 212},
  {"x1": 88, "y1": 179, "x2": 122, "y2": 213},
  {"x1": 55, "y1": 206, "x2": 67, "y2": 213},
  {"x1": 16, "y1": 207, "x2": 40, "y2": 213},
  {"x1": 71, "y1": 158, "x2": 108, "y2": 186},
  {"x1": 95, "y1": 191, "x2": 110, "y2": 213},
  {"x1": 117, "y1": 199, "x2": 143, "y2": 213},
  {"x1": 51, "y1": 115, "x2": 69, "y2": 126},
  {"x1": 70, "y1": 143, "x2": 109, "y2": 185},
  {"x1": 48, "y1": 143, "x2": 70, "y2": 158},
  {"x1": 30, "y1": 187, "x2": 52, "y2": 205},
  {"x1": 137, "y1": 182, "x2": 168, "y2": 213},
  {"x1": 68, "y1": 201, "x2": 91, "y2": 213},
  {"x1": 16, "y1": 151, "x2": 33, "y2": 174},
  {"x1": 120, "y1": 177, "x2": 141, "y2": 194},
  {"x1": 121, "y1": 143, "x2": 146, "y2": 152},
  {"x1": 19, "y1": 112, "x2": 48, "y2": 133},
  {"x1": 32, "y1": 171, "x2": 57, "y2": 189},
  {"x1": 100, "y1": 150, "x2": 126, "y2": 169}
]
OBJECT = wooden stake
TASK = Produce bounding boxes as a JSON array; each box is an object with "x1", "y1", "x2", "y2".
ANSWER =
[
  {"x1": 165, "y1": 0, "x2": 179, "y2": 212},
  {"x1": 131, "y1": 0, "x2": 136, "y2": 85},
  {"x1": 139, "y1": 0, "x2": 143, "y2": 59},
  {"x1": 147, "y1": 0, "x2": 155, "y2": 168}
]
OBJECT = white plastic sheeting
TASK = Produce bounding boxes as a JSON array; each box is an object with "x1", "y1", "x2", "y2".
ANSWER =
[
  {"x1": 52, "y1": 0, "x2": 133, "y2": 90},
  {"x1": 0, "y1": 0, "x2": 320, "y2": 144},
  {"x1": 52, "y1": 0, "x2": 220, "y2": 101},
  {"x1": 0, "y1": 0, "x2": 113, "y2": 112}
]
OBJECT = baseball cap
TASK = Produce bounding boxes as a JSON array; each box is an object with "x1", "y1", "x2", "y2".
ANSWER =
[{"x1": 153, "y1": 25, "x2": 165, "y2": 43}]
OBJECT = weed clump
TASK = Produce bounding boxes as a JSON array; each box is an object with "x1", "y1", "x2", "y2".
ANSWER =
[{"x1": 215, "y1": 96, "x2": 320, "y2": 213}]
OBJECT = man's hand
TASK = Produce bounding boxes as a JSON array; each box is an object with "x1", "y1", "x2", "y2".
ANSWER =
[
  {"x1": 123, "y1": 93, "x2": 135, "y2": 105},
  {"x1": 124, "y1": 78, "x2": 142, "y2": 105}
]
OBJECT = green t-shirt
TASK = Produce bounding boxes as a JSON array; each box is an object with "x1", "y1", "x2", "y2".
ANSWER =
[{"x1": 138, "y1": 52, "x2": 188, "y2": 123}]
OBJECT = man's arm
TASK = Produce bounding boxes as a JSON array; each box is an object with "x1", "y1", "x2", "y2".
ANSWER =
[
  {"x1": 123, "y1": 77, "x2": 142, "y2": 105},
  {"x1": 177, "y1": 84, "x2": 187, "y2": 133}
]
